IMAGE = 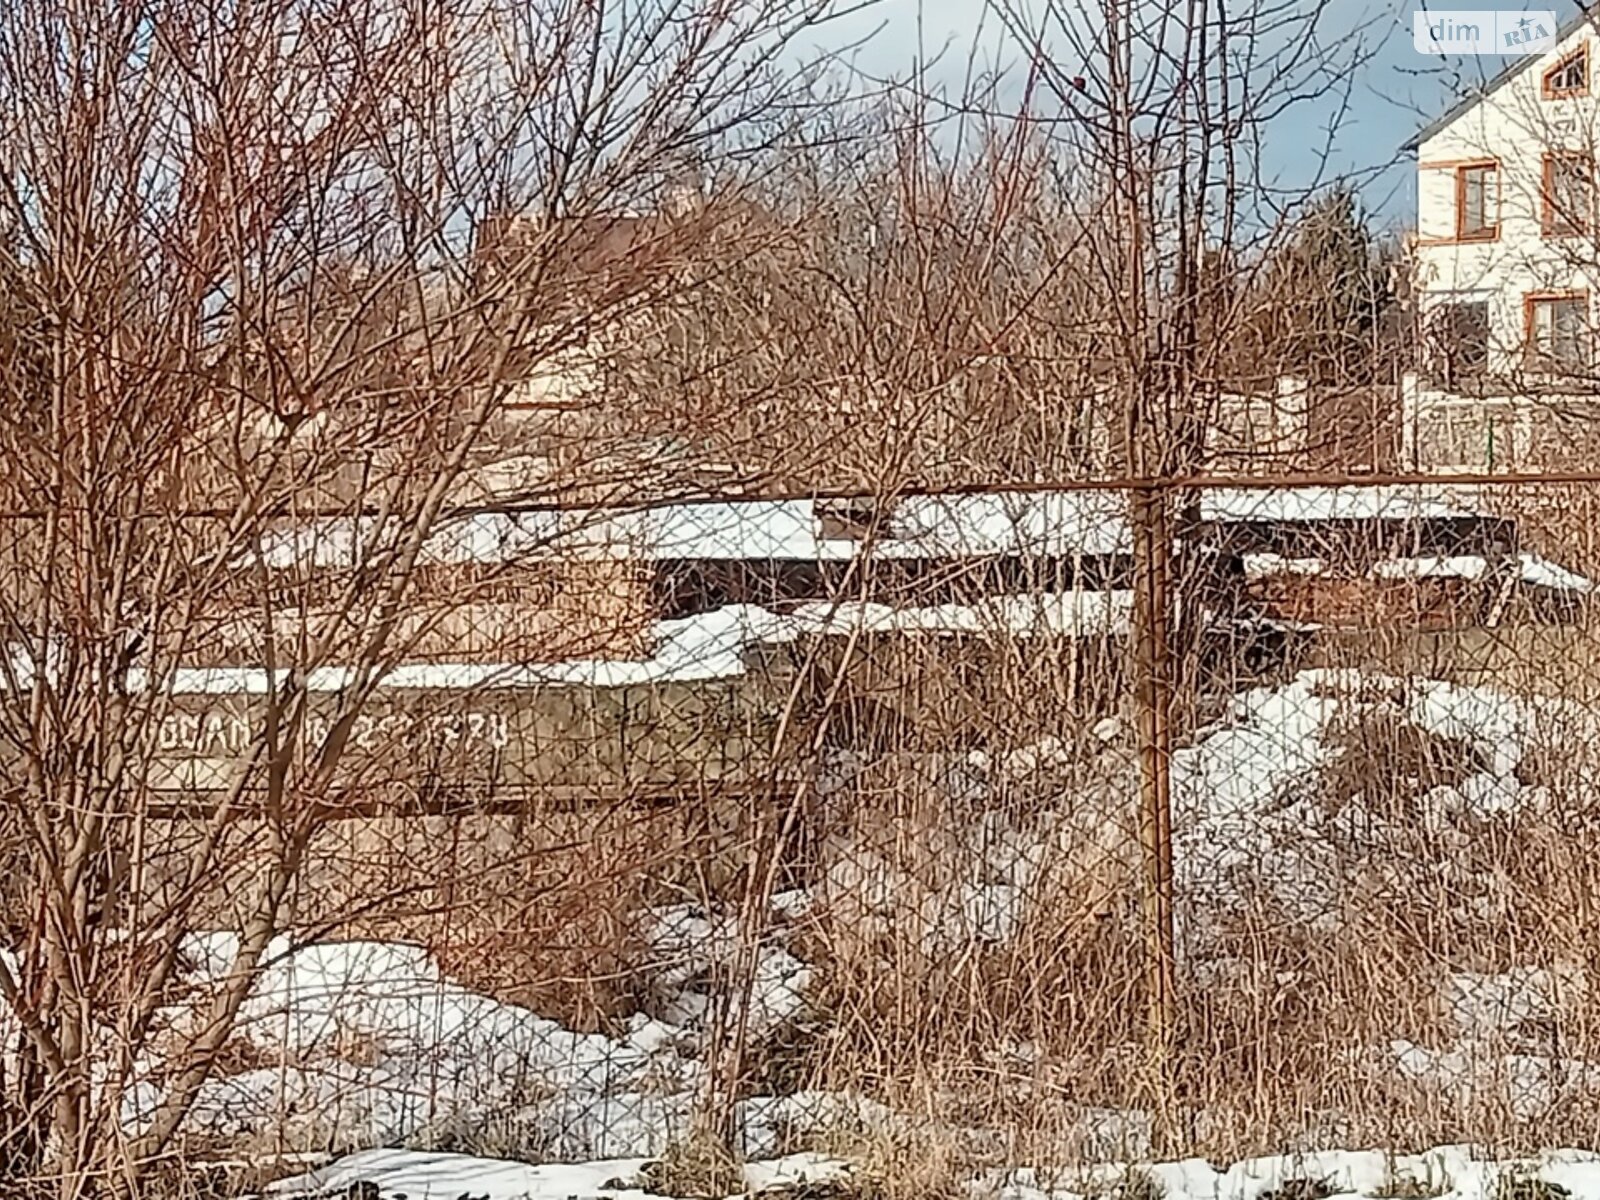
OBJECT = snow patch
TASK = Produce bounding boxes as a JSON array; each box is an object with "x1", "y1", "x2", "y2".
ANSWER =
[
  {"x1": 267, "y1": 1148, "x2": 852, "y2": 1200},
  {"x1": 990, "y1": 1145, "x2": 1600, "y2": 1200},
  {"x1": 131, "y1": 922, "x2": 821, "y2": 1157},
  {"x1": 1169, "y1": 668, "x2": 1599, "y2": 954},
  {"x1": 1242, "y1": 554, "x2": 1324, "y2": 580},
  {"x1": 1519, "y1": 552, "x2": 1594, "y2": 592}
]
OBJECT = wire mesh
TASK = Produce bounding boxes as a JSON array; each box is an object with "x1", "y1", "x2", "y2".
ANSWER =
[{"x1": 3, "y1": 478, "x2": 1600, "y2": 1191}]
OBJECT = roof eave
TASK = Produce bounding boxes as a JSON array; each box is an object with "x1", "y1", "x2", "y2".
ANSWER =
[{"x1": 1399, "y1": 9, "x2": 1599, "y2": 156}]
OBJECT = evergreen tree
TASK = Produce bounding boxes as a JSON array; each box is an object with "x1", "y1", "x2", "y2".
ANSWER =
[{"x1": 1253, "y1": 186, "x2": 1398, "y2": 385}]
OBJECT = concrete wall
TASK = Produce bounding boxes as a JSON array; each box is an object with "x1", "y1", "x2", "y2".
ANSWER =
[{"x1": 136, "y1": 677, "x2": 789, "y2": 795}]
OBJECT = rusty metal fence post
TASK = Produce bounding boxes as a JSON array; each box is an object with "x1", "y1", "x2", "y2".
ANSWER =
[{"x1": 1130, "y1": 479, "x2": 1179, "y2": 1138}]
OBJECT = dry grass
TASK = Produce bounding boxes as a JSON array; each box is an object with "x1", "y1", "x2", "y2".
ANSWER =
[
  {"x1": 1492, "y1": 1170, "x2": 1573, "y2": 1200},
  {"x1": 756, "y1": 619, "x2": 1600, "y2": 1166},
  {"x1": 42, "y1": 568, "x2": 1600, "y2": 1192},
  {"x1": 1372, "y1": 1159, "x2": 1454, "y2": 1200},
  {"x1": 808, "y1": 1121, "x2": 972, "y2": 1200},
  {"x1": 273, "y1": 797, "x2": 766, "y2": 1030},
  {"x1": 643, "y1": 1124, "x2": 747, "y2": 1199}
]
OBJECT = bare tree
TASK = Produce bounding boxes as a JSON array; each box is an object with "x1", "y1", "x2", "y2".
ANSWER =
[
  {"x1": 988, "y1": 0, "x2": 1381, "y2": 1135},
  {"x1": 0, "y1": 0, "x2": 857, "y2": 1191}
]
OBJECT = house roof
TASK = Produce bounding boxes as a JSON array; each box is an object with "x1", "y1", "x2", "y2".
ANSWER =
[
  {"x1": 240, "y1": 484, "x2": 1500, "y2": 570},
  {"x1": 1400, "y1": 9, "x2": 1597, "y2": 153}
]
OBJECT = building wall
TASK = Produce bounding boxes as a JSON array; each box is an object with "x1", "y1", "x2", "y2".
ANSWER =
[
  {"x1": 1401, "y1": 375, "x2": 1532, "y2": 470},
  {"x1": 1246, "y1": 576, "x2": 1486, "y2": 631},
  {"x1": 1401, "y1": 373, "x2": 1600, "y2": 472},
  {"x1": 1416, "y1": 21, "x2": 1600, "y2": 373},
  {"x1": 1208, "y1": 379, "x2": 1399, "y2": 474}
]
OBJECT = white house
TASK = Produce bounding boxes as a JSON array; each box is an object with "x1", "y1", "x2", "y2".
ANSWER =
[{"x1": 1406, "y1": 12, "x2": 1600, "y2": 384}]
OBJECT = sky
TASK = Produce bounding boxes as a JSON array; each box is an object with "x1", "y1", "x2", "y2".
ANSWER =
[{"x1": 788, "y1": 0, "x2": 1591, "y2": 230}]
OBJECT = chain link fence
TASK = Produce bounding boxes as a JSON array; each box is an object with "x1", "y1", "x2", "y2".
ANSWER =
[{"x1": 4, "y1": 478, "x2": 1600, "y2": 1192}]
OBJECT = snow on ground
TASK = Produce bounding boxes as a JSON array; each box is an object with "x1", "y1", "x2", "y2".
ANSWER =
[
  {"x1": 637, "y1": 904, "x2": 812, "y2": 1038},
  {"x1": 1441, "y1": 965, "x2": 1585, "y2": 1043},
  {"x1": 817, "y1": 815, "x2": 1050, "y2": 961},
  {"x1": 267, "y1": 1147, "x2": 851, "y2": 1199},
  {"x1": 992, "y1": 1145, "x2": 1600, "y2": 1200},
  {"x1": 38, "y1": 664, "x2": 1600, "y2": 1176},
  {"x1": 1155, "y1": 668, "x2": 1600, "y2": 1119},
  {"x1": 808, "y1": 662, "x2": 1600, "y2": 995},
  {"x1": 264, "y1": 1139, "x2": 1600, "y2": 1200},
  {"x1": 1168, "y1": 666, "x2": 1597, "y2": 945},
  {"x1": 1379, "y1": 962, "x2": 1598, "y2": 1121},
  {"x1": 125, "y1": 934, "x2": 700, "y2": 1154},
  {"x1": 123, "y1": 893, "x2": 827, "y2": 1159},
  {"x1": 816, "y1": 661, "x2": 1577, "y2": 971},
  {"x1": 1387, "y1": 1035, "x2": 1600, "y2": 1122}
]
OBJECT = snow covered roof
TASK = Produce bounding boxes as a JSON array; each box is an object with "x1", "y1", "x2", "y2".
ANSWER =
[
  {"x1": 1246, "y1": 551, "x2": 1593, "y2": 593},
  {"x1": 1200, "y1": 485, "x2": 1487, "y2": 524},
  {"x1": 3, "y1": 592, "x2": 1137, "y2": 695},
  {"x1": 640, "y1": 485, "x2": 1495, "y2": 561},
  {"x1": 875, "y1": 492, "x2": 1131, "y2": 557},
  {"x1": 646, "y1": 501, "x2": 835, "y2": 560},
  {"x1": 243, "y1": 484, "x2": 1499, "y2": 569},
  {"x1": 137, "y1": 593, "x2": 1138, "y2": 694}
]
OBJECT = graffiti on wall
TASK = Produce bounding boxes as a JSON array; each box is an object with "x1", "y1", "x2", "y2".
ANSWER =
[{"x1": 154, "y1": 708, "x2": 512, "y2": 758}]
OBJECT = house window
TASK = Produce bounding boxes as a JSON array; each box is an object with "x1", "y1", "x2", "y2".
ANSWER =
[
  {"x1": 1526, "y1": 292, "x2": 1591, "y2": 369},
  {"x1": 1544, "y1": 152, "x2": 1594, "y2": 236},
  {"x1": 1425, "y1": 300, "x2": 1490, "y2": 386},
  {"x1": 1544, "y1": 45, "x2": 1590, "y2": 98},
  {"x1": 1456, "y1": 162, "x2": 1499, "y2": 240}
]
